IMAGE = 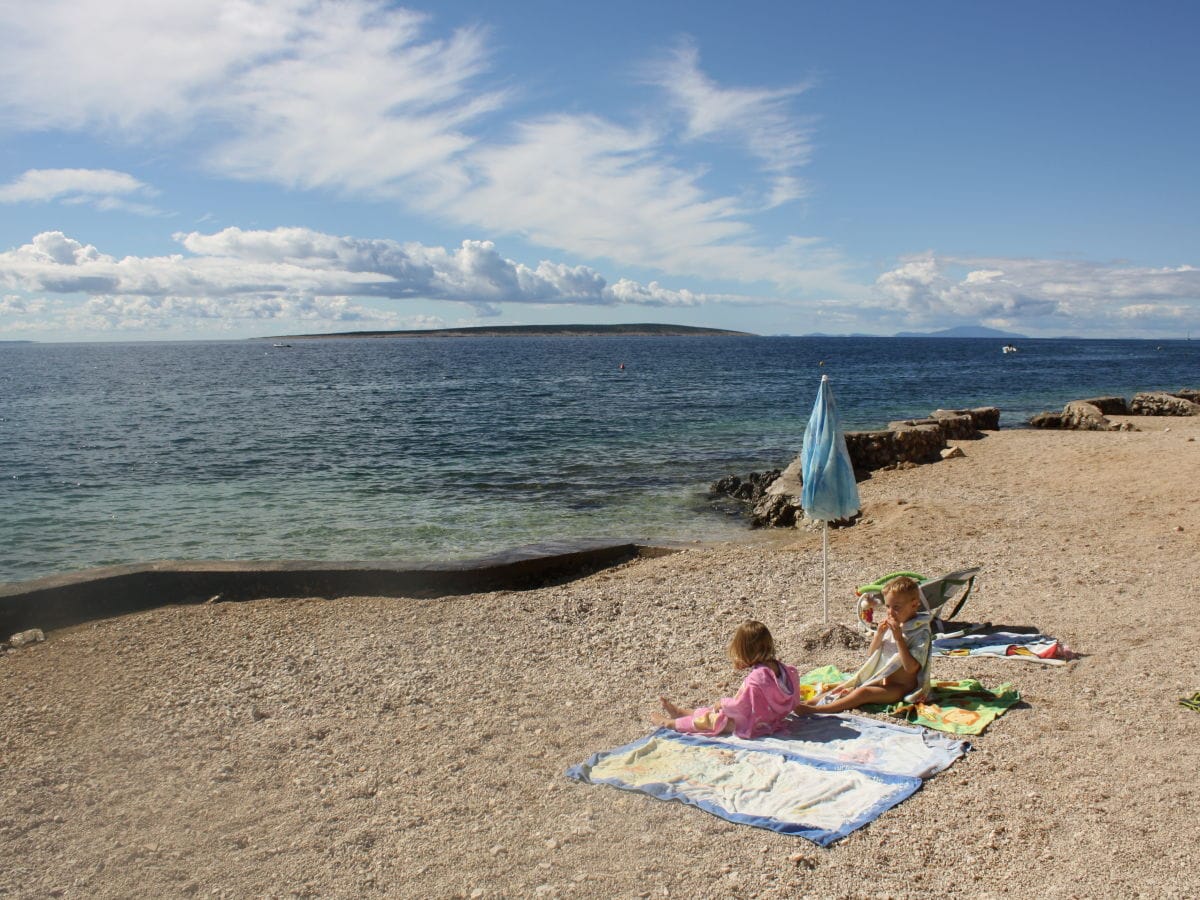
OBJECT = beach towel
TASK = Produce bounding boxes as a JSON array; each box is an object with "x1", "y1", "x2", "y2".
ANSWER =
[
  {"x1": 933, "y1": 629, "x2": 1079, "y2": 665},
  {"x1": 566, "y1": 713, "x2": 967, "y2": 844},
  {"x1": 700, "y1": 711, "x2": 967, "y2": 779},
  {"x1": 875, "y1": 680, "x2": 1021, "y2": 735},
  {"x1": 565, "y1": 729, "x2": 923, "y2": 846},
  {"x1": 1180, "y1": 691, "x2": 1200, "y2": 712},
  {"x1": 800, "y1": 666, "x2": 1020, "y2": 735}
]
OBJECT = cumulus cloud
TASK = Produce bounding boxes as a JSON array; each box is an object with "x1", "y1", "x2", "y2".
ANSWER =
[
  {"x1": 0, "y1": 293, "x2": 48, "y2": 314},
  {"x1": 0, "y1": 168, "x2": 160, "y2": 214},
  {"x1": 0, "y1": 228, "x2": 716, "y2": 330},
  {"x1": 0, "y1": 1, "x2": 839, "y2": 293},
  {"x1": 874, "y1": 253, "x2": 1200, "y2": 333}
]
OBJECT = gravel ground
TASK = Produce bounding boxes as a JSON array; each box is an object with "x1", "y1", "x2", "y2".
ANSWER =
[{"x1": 3, "y1": 415, "x2": 1199, "y2": 899}]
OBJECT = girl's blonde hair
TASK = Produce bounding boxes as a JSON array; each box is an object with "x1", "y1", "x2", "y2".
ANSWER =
[{"x1": 727, "y1": 619, "x2": 776, "y2": 669}]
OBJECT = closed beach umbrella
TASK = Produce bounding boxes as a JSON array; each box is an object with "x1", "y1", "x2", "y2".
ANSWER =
[{"x1": 801, "y1": 374, "x2": 861, "y2": 623}]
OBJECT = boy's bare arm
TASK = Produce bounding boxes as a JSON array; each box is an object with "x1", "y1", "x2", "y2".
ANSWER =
[{"x1": 868, "y1": 621, "x2": 887, "y2": 653}]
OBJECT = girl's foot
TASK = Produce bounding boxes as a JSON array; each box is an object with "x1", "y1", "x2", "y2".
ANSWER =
[
  {"x1": 650, "y1": 712, "x2": 676, "y2": 728},
  {"x1": 659, "y1": 696, "x2": 688, "y2": 718}
]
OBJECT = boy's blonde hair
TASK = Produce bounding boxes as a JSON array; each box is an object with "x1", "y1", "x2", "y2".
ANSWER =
[
  {"x1": 882, "y1": 575, "x2": 922, "y2": 604},
  {"x1": 727, "y1": 619, "x2": 776, "y2": 668}
]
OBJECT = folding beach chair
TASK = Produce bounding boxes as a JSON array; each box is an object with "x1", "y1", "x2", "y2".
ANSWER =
[{"x1": 854, "y1": 567, "x2": 981, "y2": 635}]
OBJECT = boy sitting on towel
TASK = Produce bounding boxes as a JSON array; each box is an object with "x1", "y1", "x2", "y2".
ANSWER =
[{"x1": 795, "y1": 575, "x2": 932, "y2": 714}]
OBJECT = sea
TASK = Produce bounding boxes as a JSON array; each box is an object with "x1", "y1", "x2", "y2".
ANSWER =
[{"x1": 1, "y1": 335, "x2": 1196, "y2": 584}]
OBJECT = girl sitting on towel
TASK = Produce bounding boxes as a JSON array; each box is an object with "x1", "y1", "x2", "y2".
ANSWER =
[
  {"x1": 651, "y1": 620, "x2": 799, "y2": 739},
  {"x1": 795, "y1": 575, "x2": 932, "y2": 714}
]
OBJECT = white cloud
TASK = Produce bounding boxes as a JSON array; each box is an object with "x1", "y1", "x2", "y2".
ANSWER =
[
  {"x1": 0, "y1": 168, "x2": 160, "y2": 214},
  {"x1": 0, "y1": 1, "x2": 843, "y2": 295},
  {"x1": 0, "y1": 293, "x2": 48, "y2": 314},
  {"x1": 874, "y1": 254, "x2": 1200, "y2": 333},
  {"x1": 0, "y1": 228, "x2": 718, "y2": 330},
  {"x1": 644, "y1": 41, "x2": 814, "y2": 207}
]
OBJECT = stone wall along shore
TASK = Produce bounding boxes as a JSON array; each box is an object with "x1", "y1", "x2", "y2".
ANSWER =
[{"x1": 1029, "y1": 389, "x2": 1200, "y2": 431}]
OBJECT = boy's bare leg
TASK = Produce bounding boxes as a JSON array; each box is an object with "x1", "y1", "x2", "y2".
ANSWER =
[{"x1": 794, "y1": 683, "x2": 908, "y2": 715}]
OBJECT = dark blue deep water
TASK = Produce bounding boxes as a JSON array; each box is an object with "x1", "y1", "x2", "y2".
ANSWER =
[{"x1": 1, "y1": 336, "x2": 1196, "y2": 582}]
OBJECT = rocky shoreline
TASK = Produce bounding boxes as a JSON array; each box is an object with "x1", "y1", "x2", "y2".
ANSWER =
[{"x1": 714, "y1": 388, "x2": 1199, "y2": 526}]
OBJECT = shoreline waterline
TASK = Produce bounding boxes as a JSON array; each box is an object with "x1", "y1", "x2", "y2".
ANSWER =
[{"x1": 4, "y1": 335, "x2": 1197, "y2": 584}]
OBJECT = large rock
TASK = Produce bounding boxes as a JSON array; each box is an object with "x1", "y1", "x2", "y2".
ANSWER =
[
  {"x1": 754, "y1": 458, "x2": 803, "y2": 527},
  {"x1": 1174, "y1": 388, "x2": 1200, "y2": 404},
  {"x1": 764, "y1": 457, "x2": 803, "y2": 498},
  {"x1": 1078, "y1": 396, "x2": 1130, "y2": 415},
  {"x1": 1062, "y1": 401, "x2": 1118, "y2": 431},
  {"x1": 8, "y1": 628, "x2": 45, "y2": 647},
  {"x1": 710, "y1": 469, "x2": 780, "y2": 502},
  {"x1": 1028, "y1": 411, "x2": 1065, "y2": 429},
  {"x1": 750, "y1": 493, "x2": 801, "y2": 528},
  {"x1": 1029, "y1": 401, "x2": 1138, "y2": 431},
  {"x1": 1130, "y1": 392, "x2": 1200, "y2": 416}
]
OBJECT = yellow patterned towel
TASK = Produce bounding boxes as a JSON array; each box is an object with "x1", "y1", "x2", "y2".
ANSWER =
[{"x1": 799, "y1": 667, "x2": 1020, "y2": 735}]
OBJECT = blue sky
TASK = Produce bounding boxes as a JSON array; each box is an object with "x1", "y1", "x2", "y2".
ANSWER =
[{"x1": 1, "y1": 0, "x2": 1197, "y2": 341}]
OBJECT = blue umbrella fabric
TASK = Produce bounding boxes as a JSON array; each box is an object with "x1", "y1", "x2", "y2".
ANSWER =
[
  {"x1": 801, "y1": 375, "x2": 860, "y2": 522},
  {"x1": 801, "y1": 374, "x2": 861, "y2": 623}
]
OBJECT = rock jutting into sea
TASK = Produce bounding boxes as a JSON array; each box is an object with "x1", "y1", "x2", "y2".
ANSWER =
[
  {"x1": 718, "y1": 388, "x2": 1200, "y2": 529},
  {"x1": 711, "y1": 406, "x2": 1000, "y2": 527}
]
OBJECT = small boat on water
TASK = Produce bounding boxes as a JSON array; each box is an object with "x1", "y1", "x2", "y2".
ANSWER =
[
  {"x1": 1002, "y1": 344, "x2": 1018, "y2": 354},
  {"x1": 272, "y1": 343, "x2": 292, "y2": 348}
]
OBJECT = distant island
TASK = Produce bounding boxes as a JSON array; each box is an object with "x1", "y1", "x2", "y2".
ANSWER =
[
  {"x1": 259, "y1": 323, "x2": 753, "y2": 340},
  {"x1": 892, "y1": 325, "x2": 1029, "y2": 339}
]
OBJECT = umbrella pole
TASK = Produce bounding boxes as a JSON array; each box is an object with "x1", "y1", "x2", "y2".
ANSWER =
[{"x1": 822, "y1": 521, "x2": 829, "y2": 624}]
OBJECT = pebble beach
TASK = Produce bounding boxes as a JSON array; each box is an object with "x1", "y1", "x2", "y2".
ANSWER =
[{"x1": 3, "y1": 414, "x2": 1199, "y2": 898}]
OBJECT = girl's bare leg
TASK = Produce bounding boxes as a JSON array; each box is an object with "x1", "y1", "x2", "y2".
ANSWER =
[
  {"x1": 659, "y1": 697, "x2": 692, "y2": 718},
  {"x1": 651, "y1": 696, "x2": 697, "y2": 729}
]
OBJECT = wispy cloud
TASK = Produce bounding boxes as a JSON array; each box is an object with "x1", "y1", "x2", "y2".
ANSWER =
[
  {"x1": 644, "y1": 41, "x2": 815, "y2": 208},
  {"x1": 874, "y1": 253, "x2": 1200, "y2": 334},
  {"x1": 0, "y1": 0, "x2": 842, "y2": 294},
  {"x1": 0, "y1": 168, "x2": 160, "y2": 214}
]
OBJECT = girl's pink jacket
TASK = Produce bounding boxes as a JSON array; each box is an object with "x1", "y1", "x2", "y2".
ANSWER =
[
  {"x1": 679, "y1": 662, "x2": 799, "y2": 739},
  {"x1": 721, "y1": 662, "x2": 800, "y2": 738}
]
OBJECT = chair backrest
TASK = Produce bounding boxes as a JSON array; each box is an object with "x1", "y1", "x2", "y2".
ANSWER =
[{"x1": 917, "y1": 567, "x2": 981, "y2": 619}]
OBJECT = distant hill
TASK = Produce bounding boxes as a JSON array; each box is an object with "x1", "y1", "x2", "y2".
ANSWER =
[
  {"x1": 261, "y1": 323, "x2": 753, "y2": 340},
  {"x1": 893, "y1": 325, "x2": 1028, "y2": 339}
]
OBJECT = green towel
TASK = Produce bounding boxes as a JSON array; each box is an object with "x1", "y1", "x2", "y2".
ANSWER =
[
  {"x1": 798, "y1": 667, "x2": 1020, "y2": 736},
  {"x1": 1181, "y1": 691, "x2": 1200, "y2": 712},
  {"x1": 874, "y1": 679, "x2": 1020, "y2": 735}
]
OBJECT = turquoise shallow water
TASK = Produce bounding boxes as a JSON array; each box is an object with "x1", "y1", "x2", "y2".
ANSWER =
[{"x1": 1, "y1": 335, "x2": 1196, "y2": 583}]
